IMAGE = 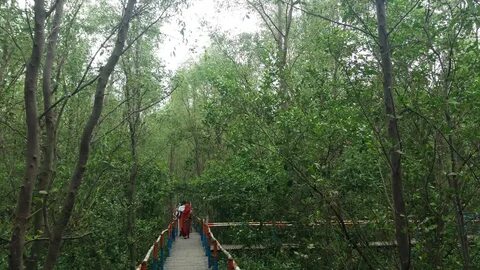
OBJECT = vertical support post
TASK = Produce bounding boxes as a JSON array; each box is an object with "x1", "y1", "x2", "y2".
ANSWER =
[
  {"x1": 152, "y1": 241, "x2": 159, "y2": 270},
  {"x1": 202, "y1": 223, "x2": 208, "y2": 255},
  {"x1": 171, "y1": 221, "x2": 175, "y2": 241},
  {"x1": 227, "y1": 258, "x2": 234, "y2": 270},
  {"x1": 140, "y1": 261, "x2": 147, "y2": 270},
  {"x1": 199, "y1": 220, "x2": 203, "y2": 242},
  {"x1": 201, "y1": 222, "x2": 205, "y2": 251},
  {"x1": 174, "y1": 219, "x2": 178, "y2": 239},
  {"x1": 213, "y1": 240, "x2": 219, "y2": 270},
  {"x1": 160, "y1": 234, "x2": 165, "y2": 270},
  {"x1": 206, "y1": 232, "x2": 212, "y2": 268},
  {"x1": 167, "y1": 224, "x2": 172, "y2": 253}
]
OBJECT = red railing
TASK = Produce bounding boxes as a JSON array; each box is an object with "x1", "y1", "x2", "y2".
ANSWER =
[
  {"x1": 136, "y1": 217, "x2": 177, "y2": 270},
  {"x1": 196, "y1": 217, "x2": 240, "y2": 270}
]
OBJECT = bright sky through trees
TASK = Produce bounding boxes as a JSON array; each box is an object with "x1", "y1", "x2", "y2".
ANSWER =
[
  {"x1": 17, "y1": 0, "x2": 259, "y2": 71},
  {"x1": 158, "y1": 0, "x2": 259, "y2": 71}
]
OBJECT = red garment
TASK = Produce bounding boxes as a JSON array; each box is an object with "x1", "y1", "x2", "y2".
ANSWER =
[
  {"x1": 181, "y1": 203, "x2": 192, "y2": 238},
  {"x1": 178, "y1": 216, "x2": 184, "y2": 236}
]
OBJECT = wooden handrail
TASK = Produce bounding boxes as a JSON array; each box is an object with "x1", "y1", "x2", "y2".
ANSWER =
[
  {"x1": 195, "y1": 216, "x2": 240, "y2": 270},
  {"x1": 207, "y1": 220, "x2": 385, "y2": 227},
  {"x1": 136, "y1": 218, "x2": 177, "y2": 270},
  {"x1": 208, "y1": 229, "x2": 240, "y2": 270},
  {"x1": 208, "y1": 221, "x2": 293, "y2": 227},
  {"x1": 207, "y1": 218, "x2": 480, "y2": 228}
]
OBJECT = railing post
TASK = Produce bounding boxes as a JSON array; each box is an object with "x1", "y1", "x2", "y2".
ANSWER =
[
  {"x1": 203, "y1": 222, "x2": 209, "y2": 255},
  {"x1": 227, "y1": 257, "x2": 234, "y2": 270},
  {"x1": 174, "y1": 219, "x2": 178, "y2": 239},
  {"x1": 167, "y1": 224, "x2": 172, "y2": 253},
  {"x1": 152, "y1": 241, "x2": 159, "y2": 270},
  {"x1": 140, "y1": 261, "x2": 147, "y2": 270},
  {"x1": 160, "y1": 234, "x2": 165, "y2": 270},
  {"x1": 171, "y1": 221, "x2": 175, "y2": 241},
  {"x1": 207, "y1": 232, "x2": 212, "y2": 268},
  {"x1": 199, "y1": 219, "x2": 204, "y2": 242},
  {"x1": 213, "y1": 240, "x2": 219, "y2": 270},
  {"x1": 203, "y1": 223, "x2": 210, "y2": 256}
]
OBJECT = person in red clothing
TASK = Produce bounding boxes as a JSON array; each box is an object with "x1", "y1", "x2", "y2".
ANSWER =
[{"x1": 180, "y1": 201, "x2": 192, "y2": 239}]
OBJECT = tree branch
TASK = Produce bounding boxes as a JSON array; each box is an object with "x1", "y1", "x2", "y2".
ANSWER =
[
  {"x1": 121, "y1": 1, "x2": 176, "y2": 55},
  {"x1": 292, "y1": 2, "x2": 377, "y2": 40},
  {"x1": 92, "y1": 86, "x2": 177, "y2": 143},
  {"x1": 343, "y1": 0, "x2": 378, "y2": 41},
  {"x1": 388, "y1": 0, "x2": 422, "y2": 36},
  {"x1": 38, "y1": 18, "x2": 121, "y2": 119},
  {"x1": 25, "y1": 232, "x2": 92, "y2": 245},
  {"x1": 248, "y1": 1, "x2": 282, "y2": 43},
  {"x1": 45, "y1": 0, "x2": 59, "y2": 18}
]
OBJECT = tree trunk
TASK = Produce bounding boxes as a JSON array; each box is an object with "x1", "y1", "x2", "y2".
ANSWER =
[
  {"x1": 445, "y1": 113, "x2": 470, "y2": 269},
  {"x1": 441, "y1": 33, "x2": 470, "y2": 268},
  {"x1": 424, "y1": 135, "x2": 447, "y2": 268},
  {"x1": 126, "y1": 128, "x2": 138, "y2": 270},
  {"x1": 250, "y1": 0, "x2": 297, "y2": 105},
  {"x1": 9, "y1": 0, "x2": 46, "y2": 269},
  {"x1": 276, "y1": 0, "x2": 294, "y2": 106},
  {"x1": 0, "y1": 42, "x2": 10, "y2": 91},
  {"x1": 27, "y1": 1, "x2": 65, "y2": 269},
  {"x1": 43, "y1": 0, "x2": 137, "y2": 268},
  {"x1": 124, "y1": 48, "x2": 141, "y2": 269},
  {"x1": 169, "y1": 143, "x2": 175, "y2": 175},
  {"x1": 374, "y1": 0, "x2": 410, "y2": 269},
  {"x1": 192, "y1": 129, "x2": 202, "y2": 177}
]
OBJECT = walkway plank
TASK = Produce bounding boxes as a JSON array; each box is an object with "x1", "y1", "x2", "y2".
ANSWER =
[{"x1": 164, "y1": 231, "x2": 208, "y2": 270}]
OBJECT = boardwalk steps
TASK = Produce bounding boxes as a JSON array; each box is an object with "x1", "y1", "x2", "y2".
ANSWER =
[
  {"x1": 163, "y1": 231, "x2": 208, "y2": 270},
  {"x1": 137, "y1": 217, "x2": 240, "y2": 270}
]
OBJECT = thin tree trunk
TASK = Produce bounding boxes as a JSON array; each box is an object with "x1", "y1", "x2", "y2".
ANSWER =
[
  {"x1": 375, "y1": 0, "x2": 410, "y2": 269},
  {"x1": 275, "y1": 1, "x2": 285, "y2": 73},
  {"x1": 9, "y1": 0, "x2": 46, "y2": 269},
  {"x1": 445, "y1": 113, "x2": 470, "y2": 269},
  {"x1": 169, "y1": 144, "x2": 175, "y2": 175},
  {"x1": 27, "y1": 1, "x2": 65, "y2": 268},
  {"x1": 43, "y1": 1, "x2": 137, "y2": 268},
  {"x1": 276, "y1": 0, "x2": 293, "y2": 105},
  {"x1": 250, "y1": 0, "x2": 296, "y2": 105},
  {"x1": 442, "y1": 40, "x2": 470, "y2": 268},
  {"x1": 192, "y1": 129, "x2": 202, "y2": 177},
  {"x1": 0, "y1": 42, "x2": 10, "y2": 91},
  {"x1": 424, "y1": 135, "x2": 446, "y2": 268},
  {"x1": 124, "y1": 52, "x2": 141, "y2": 269},
  {"x1": 126, "y1": 127, "x2": 138, "y2": 270}
]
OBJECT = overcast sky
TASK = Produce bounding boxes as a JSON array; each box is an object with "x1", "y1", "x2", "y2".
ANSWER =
[
  {"x1": 17, "y1": 0, "x2": 260, "y2": 71},
  {"x1": 158, "y1": 0, "x2": 260, "y2": 71}
]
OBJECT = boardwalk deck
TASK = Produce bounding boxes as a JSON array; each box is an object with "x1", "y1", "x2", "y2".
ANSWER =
[{"x1": 164, "y1": 231, "x2": 208, "y2": 270}]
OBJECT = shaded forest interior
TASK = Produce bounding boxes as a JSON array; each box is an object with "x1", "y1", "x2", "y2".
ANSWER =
[{"x1": 1, "y1": 0, "x2": 480, "y2": 269}]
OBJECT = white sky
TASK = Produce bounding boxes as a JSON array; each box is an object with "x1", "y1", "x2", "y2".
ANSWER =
[
  {"x1": 17, "y1": 0, "x2": 260, "y2": 72},
  {"x1": 158, "y1": 0, "x2": 260, "y2": 71}
]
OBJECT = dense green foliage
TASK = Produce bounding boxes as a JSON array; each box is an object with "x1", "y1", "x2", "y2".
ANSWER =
[{"x1": 1, "y1": 0, "x2": 480, "y2": 269}]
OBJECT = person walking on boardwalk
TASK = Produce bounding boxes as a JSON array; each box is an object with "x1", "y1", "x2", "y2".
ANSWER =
[
  {"x1": 177, "y1": 201, "x2": 186, "y2": 236},
  {"x1": 181, "y1": 201, "x2": 192, "y2": 239}
]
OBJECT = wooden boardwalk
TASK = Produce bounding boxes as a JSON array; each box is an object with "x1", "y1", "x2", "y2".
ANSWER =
[{"x1": 164, "y1": 231, "x2": 208, "y2": 270}]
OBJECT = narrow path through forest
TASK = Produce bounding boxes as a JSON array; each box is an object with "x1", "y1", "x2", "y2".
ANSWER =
[{"x1": 164, "y1": 232, "x2": 207, "y2": 270}]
